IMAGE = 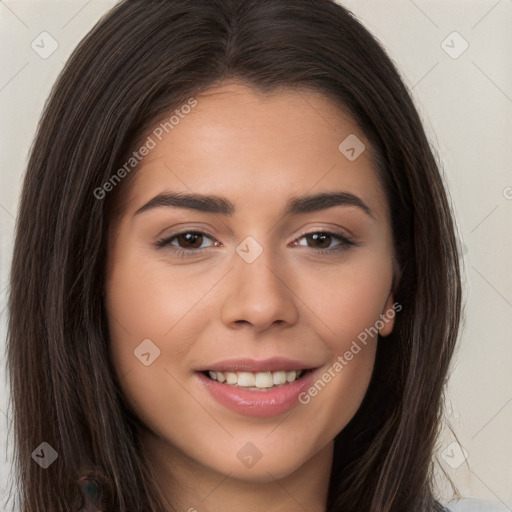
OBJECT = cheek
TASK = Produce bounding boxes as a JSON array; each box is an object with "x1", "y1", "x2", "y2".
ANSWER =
[
  {"x1": 104, "y1": 242, "x2": 229, "y2": 426},
  {"x1": 105, "y1": 250, "x2": 218, "y2": 366},
  {"x1": 281, "y1": 252, "x2": 392, "y2": 440},
  {"x1": 296, "y1": 251, "x2": 393, "y2": 348},
  {"x1": 104, "y1": 253, "x2": 205, "y2": 432},
  {"x1": 292, "y1": 272, "x2": 386, "y2": 451}
]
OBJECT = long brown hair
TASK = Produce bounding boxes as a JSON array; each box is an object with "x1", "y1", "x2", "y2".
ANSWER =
[{"x1": 6, "y1": 0, "x2": 462, "y2": 510}]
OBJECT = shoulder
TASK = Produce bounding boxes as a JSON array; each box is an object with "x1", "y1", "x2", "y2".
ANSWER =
[{"x1": 443, "y1": 498, "x2": 507, "y2": 511}]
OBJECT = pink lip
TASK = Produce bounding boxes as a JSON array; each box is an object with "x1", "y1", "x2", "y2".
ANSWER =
[
  {"x1": 196, "y1": 369, "x2": 318, "y2": 418},
  {"x1": 196, "y1": 357, "x2": 315, "y2": 373}
]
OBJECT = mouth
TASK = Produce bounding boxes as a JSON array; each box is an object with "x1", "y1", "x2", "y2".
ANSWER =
[
  {"x1": 195, "y1": 359, "x2": 320, "y2": 418},
  {"x1": 200, "y1": 368, "x2": 314, "y2": 391}
]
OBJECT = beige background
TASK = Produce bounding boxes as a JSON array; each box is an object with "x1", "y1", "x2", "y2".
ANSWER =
[{"x1": 0, "y1": 1, "x2": 511, "y2": 510}]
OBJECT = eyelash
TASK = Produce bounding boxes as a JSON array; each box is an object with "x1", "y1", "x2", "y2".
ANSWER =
[{"x1": 154, "y1": 229, "x2": 358, "y2": 258}]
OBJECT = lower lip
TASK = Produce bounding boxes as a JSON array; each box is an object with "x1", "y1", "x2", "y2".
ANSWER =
[{"x1": 196, "y1": 370, "x2": 316, "y2": 418}]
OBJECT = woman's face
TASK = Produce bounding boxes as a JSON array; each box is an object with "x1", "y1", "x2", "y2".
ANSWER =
[{"x1": 105, "y1": 81, "x2": 396, "y2": 483}]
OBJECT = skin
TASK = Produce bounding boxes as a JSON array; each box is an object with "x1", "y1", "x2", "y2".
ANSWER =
[{"x1": 105, "y1": 80, "x2": 396, "y2": 512}]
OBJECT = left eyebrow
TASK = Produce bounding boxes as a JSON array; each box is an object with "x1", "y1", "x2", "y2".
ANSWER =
[{"x1": 134, "y1": 191, "x2": 374, "y2": 218}]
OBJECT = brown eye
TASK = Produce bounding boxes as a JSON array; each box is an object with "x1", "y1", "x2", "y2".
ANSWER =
[
  {"x1": 295, "y1": 231, "x2": 356, "y2": 254},
  {"x1": 175, "y1": 232, "x2": 205, "y2": 249},
  {"x1": 155, "y1": 231, "x2": 216, "y2": 251},
  {"x1": 305, "y1": 232, "x2": 333, "y2": 249}
]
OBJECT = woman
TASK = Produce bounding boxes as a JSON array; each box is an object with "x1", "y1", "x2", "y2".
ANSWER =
[{"x1": 6, "y1": 0, "x2": 462, "y2": 510}]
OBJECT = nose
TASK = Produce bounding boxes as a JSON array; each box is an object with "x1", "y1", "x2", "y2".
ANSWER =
[{"x1": 220, "y1": 246, "x2": 299, "y2": 332}]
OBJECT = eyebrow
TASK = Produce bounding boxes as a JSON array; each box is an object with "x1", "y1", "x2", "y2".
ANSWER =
[{"x1": 134, "y1": 191, "x2": 373, "y2": 218}]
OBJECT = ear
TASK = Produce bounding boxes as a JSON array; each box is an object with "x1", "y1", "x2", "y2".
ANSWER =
[{"x1": 378, "y1": 292, "x2": 397, "y2": 337}]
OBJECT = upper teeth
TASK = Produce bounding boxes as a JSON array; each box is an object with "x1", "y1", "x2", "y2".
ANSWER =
[{"x1": 207, "y1": 370, "x2": 304, "y2": 388}]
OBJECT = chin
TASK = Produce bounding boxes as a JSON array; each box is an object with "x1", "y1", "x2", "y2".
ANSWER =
[{"x1": 216, "y1": 454, "x2": 308, "y2": 483}]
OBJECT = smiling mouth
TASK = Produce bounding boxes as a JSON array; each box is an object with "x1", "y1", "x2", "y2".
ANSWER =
[{"x1": 201, "y1": 369, "x2": 313, "y2": 390}]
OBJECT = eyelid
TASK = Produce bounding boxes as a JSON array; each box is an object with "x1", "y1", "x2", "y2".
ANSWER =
[
  {"x1": 293, "y1": 227, "x2": 356, "y2": 243},
  {"x1": 292, "y1": 229, "x2": 358, "y2": 252},
  {"x1": 154, "y1": 229, "x2": 221, "y2": 250}
]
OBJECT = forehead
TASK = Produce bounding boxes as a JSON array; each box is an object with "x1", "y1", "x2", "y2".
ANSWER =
[{"x1": 122, "y1": 80, "x2": 388, "y2": 221}]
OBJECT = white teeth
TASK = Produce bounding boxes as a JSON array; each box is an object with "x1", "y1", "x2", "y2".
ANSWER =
[
  {"x1": 206, "y1": 369, "x2": 305, "y2": 388},
  {"x1": 225, "y1": 372, "x2": 238, "y2": 385},
  {"x1": 255, "y1": 371, "x2": 273, "y2": 388},
  {"x1": 286, "y1": 370, "x2": 297, "y2": 383},
  {"x1": 237, "y1": 372, "x2": 256, "y2": 387},
  {"x1": 272, "y1": 370, "x2": 287, "y2": 385}
]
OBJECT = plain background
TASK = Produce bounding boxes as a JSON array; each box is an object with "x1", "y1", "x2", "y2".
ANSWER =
[{"x1": 0, "y1": 1, "x2": 511, "y2": 510}]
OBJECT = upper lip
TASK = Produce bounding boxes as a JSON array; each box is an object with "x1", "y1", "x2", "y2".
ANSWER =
[{"x1": 196, "y1": 357, "x2": 318, "y2": 373}]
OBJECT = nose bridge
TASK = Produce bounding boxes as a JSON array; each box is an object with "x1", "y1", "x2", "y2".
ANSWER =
[
  {"x1": 220, "y1": 235, "x2": 299, "y2": 329},
  {"x1": 239, "y1": 246, "x2": 281, "y2": 291}
]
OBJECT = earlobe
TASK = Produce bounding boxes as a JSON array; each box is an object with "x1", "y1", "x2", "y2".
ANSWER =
[{"x1": 378, "y1": 292, "x2": 397, "y2": 337}]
